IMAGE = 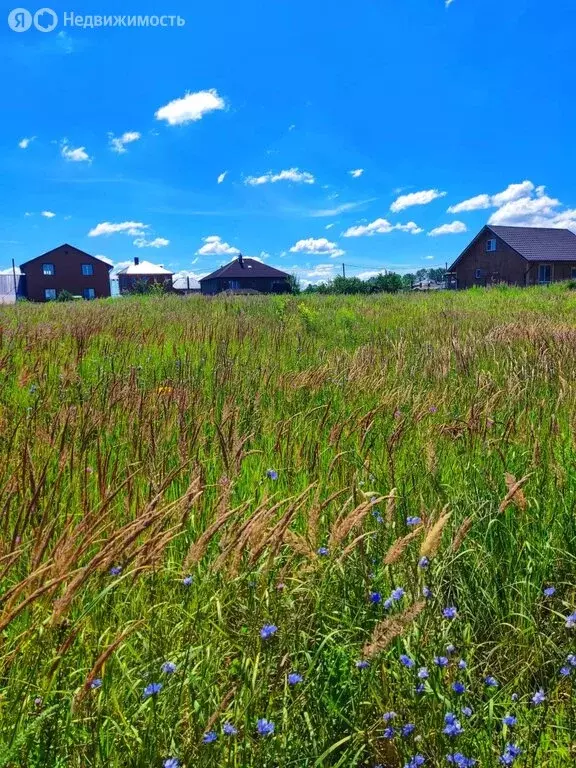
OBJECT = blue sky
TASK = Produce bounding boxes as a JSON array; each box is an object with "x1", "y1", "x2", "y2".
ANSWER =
[{"x1": 1, "y1": 0, "x2": 575, "y2": 284}]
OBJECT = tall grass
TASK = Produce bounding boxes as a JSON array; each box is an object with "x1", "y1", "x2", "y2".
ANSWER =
[{"x1": 0, "y1": 287, "x2": 575, "y2": 767}]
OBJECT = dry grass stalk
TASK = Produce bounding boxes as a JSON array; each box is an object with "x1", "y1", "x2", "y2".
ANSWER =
[
  {"x1": 284, "y1": 530, "x2": 317, "y2": 558},
  {"x1": 329, "y1": 494, "x2": 388, "y2": 548},
  {"x1": 500, "y1": 473, "x2": 530, "y2": 513},
  {"x1": 0, "y1": 572, "x2": 76, "y2": 634},
  {"x1": 337, "y1": 531, "x2": 376, "y2": 563},
  {"x1": 203, "y1": 687, "x2": 237, "y2": 734},
  {"x1": 183, "y1": 505, "x2": 242, "y2": 569},
  {"x1": 451, "y1": 517, "x2": 474, "y2": 553},
  {"x1": 384, "y1": 527, "x2": 424, "y2": 565},
  {"x1": 363, "y1": 600, "x2": 426, "y2": 658},
  {"x1": 385, "y1": 488, "x2": 397, "y2": 524},
  {"x1": 419, "y1": 507, "x2": 452, "y2": 558}
]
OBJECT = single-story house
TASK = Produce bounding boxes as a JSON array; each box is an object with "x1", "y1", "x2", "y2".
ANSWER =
[
  {"x1": 117, "y1": 258, "x2": 174, "y2": 293},
  {"x1": 200, "y1": 254, "x2": 291, "y2": 295},
  {"x1": 448, "y1": 225, "x2": 576, "y2": 288},
  {"x1": 19, "y1": 244, "x2": 113, "y2": 301}
]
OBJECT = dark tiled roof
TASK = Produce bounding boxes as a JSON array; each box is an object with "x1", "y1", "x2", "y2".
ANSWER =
[
  {"x1": 200, "y1": 257, "x2": 289, "y2": 281},
  {"x1": 21, "y1": 243, "x2": 113, "y2": 269},
  {"x1": 489, "y1": 226, "x2": 576, "y2": 262}
]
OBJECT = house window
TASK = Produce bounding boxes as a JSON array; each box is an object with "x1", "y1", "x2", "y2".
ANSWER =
[
  {"x1": 43, "y1": 263, "x2": 55, "y2": 275},
  {"x1": 229, "y1": 280, "x2": 240, "y2": 290},
  {"x1": 81, "y1": 264, "x2": 94, "y2": 276},
  {"x1": 485, "y1": 239, "x2": 497, "y2": 252},
  {"x1": 538, "y1": 265, "x2": 552, "y2": 284},
  {"x1": 475, "y1": 269, "x2": 483, "y2": 279},
  {"x1": 83, "y1": 288, "x2": 96, "y2": 300},
  {"x1": 44, "y1": 288, "x2": 56, "y2": 300},
  {"x1": 571, "y1": 268, "x2": 576, "y2": 279}
]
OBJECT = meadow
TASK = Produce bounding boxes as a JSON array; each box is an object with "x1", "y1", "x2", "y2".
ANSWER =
[{"x1": 0, "y1": 287, "x2": 575, "y2": 768}]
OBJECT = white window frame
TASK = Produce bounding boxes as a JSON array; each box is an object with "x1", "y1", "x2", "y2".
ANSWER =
[
  {"x1": 43, "y1": 263, "x2": 55, "y2": 276},
  {"x1": 485, "y1": 239, "x2": 497, "y2": 252},
  {"x1": 81, "y1": 264, "x2": 94, "y2": 276},
  {"x1": 538, "y1": 264, "x2": 552, "y2": 284},
  {"x1": 44, "y1": 288, "x2": 56, "y2": 300}
]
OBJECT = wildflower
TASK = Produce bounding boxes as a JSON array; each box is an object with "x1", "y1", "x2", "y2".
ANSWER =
[
  {"x1": 288, "y1": 672, "x2": 303, "y2": 686},
  {"x1": 392, "y1": 587, "x2": 405, "y2": 601},
  {"x1": 447, "y1": 755, "x2": 476, "y2": 767},
  {"x1": 418, "y1": 667, "x2": 429, "y2": 679},
  {"x1": 223, "y1": 722, "x2": 238, "y2": 736},
  {"x1": 406, "y1": 517, "x2": 422, "y2": 526},
  {"x1": 394, "y1": 410, "x2": 402, "y2": 419},
  {"x1": 266, "y1": 469, "x2": 278, "y2": 481},
  {"x1": 415, "y1": 683, "x2": 426, "y2": 695},
  {"x1": 443, "y1": 713, "x2": 464, "y2": 737},
  {"x1": 400, "y1": 654, "x2": 415, "y2": 668},
  {"x1": 510, "y1": 693, "x2": 518, "y2": 701},
  {"x1": 443, "y1": 607, "x2": 457, "y2": 620},
  {"x1": 203, "y1": 731, "x2": 217, "y2": 744},
  {"x1": 458, "y1": 660, "x2": 467, "y2": 670},
  {"x1": 502, "y1": 715, "x2": 517, "y2": 727},
  {"x1": 560, "y1": 666, "x2": 571, "y2": 677},
  {"x1": 418, "y1": 557, "x2": 430, "y2": 569},
  {"x1": 543, "y1": 586, "x2": 556, "y2": 597},
  {"x1": 446, "y1": 644, "x2": 456, "y2": 655},
  {"x1": 405, "y1": 755, "x2": 425, "y2": 767},
  {"x1": 109, "y1": 566, "x2": 122, "y2": 576},
  {"x1": 317, "y1": 547, "x2": 329, "y2": 556},
  {"x1": 164, "y1": 759, "x2": 180, "y2": 768},
  {"x1": 34, "y1": 697, "x2": 43, "y2": 707},
  {"x1": 402, "y1": 723, "x2": 416, "y2": 737},
  {"x1": 383, "y1": 726, "x2": 395, "y2": 739},
  {"x1": 423, "y1": 586, "x2": 432, "y2": 599},
  {"x1": 161, "y1": 661, "x2": 177, "y2": 674},
  {"x1": 276, "y1": 582, "x2": 285, "y2": 590},
  {"x1": 182, "y1": 575, "x2": 193, "y2": 587},
  {"x1": 370, "y1": 592, "x2": 382, "y2": 604},
  {"x1": 452, "y1": 682, "x2": 466, "y2": 695},
  {"x1": 260, "y1": 624, "x2": 278, "y2": 640},
  {"x1": 565, "y1": 612, "x2": 576, "y2": 628},
  {"x1": 485, "y1": 676, "x2": 499, "y2": 687},
  {"x1": 531, "y1": 689, "x2": 545, "y2": 706},
  {"x1": 499, "y1": 744, "x2": 521, "y2": 765},
  {"x1": 143, "y1": 682, "x2": 162, "y2": 698},
  {"x1": 429, "y1": 406, "x2": 438, "y2": 414},
  {"x1": 566, "y1": 654, "x2": 576, "y2": 667},
  {"x1": 90, "y1": 679, "x2": 103, "y2": 690},
  {"x1": 356, "y1": 660, "x2": 370, "y2": 669},
  {"x1": 384, "y1": 598, "x2": 394, "y2": 610},
  {"x1": 434, "y1": 656, "x2": 449, "y2": 668},
  {"x1": 256, "y1": 718, "x2": 275, "y2": 736},
  {"x1": 461, "y1": 706, "x2": 473, "y2": 717}
]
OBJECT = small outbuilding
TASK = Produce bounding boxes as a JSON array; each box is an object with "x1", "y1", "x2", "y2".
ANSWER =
[{"x1": 200, "y1": 254, "x2": 291, "y2": 295}]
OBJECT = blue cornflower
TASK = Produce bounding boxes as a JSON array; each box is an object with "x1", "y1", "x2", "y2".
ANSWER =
[
  {"x1": 447, "y1": 755, "x2": 476, "y2": 768},
  {"x1": 384, "y1": 598, "x2": 394, "y2": 610},
  {"x1": 446, "y1": 644, "x2": 456, "y2": 655},
  {"x1": 531, "y1": 689, "x2": 545, "y2": 706},
  {"x1": 203, "y1": 731, "x2": 217, "y2": 744},
  {"x1": 502, "y1": 715, "x2": 517, "y2": 727},
  {"x1": 182, "y1": 575, "x2": 193, "y2": 586},
  {"x1": 356, "y1": 660, "x2": 370, "y2": 669},
  {"x1": 109, "y1": 566, "x2": 122, "y2": 576},
  {"x1": 400, "y1": 654, "x2": 415, "y2": 668},
  {"x1": 405, "y1": 755, "x2": 425, "y2": 767},
  {"x1": 383, "y1": 726, "x2": 395, "y2": 739},
  {"x1": 418, "y1": 667, "x2": 429, "y2": 679},
  {"x1": 423, "y1": 586, "x2": 432, "y2": 599},
  {"x1": 443, "y1": 606, "x2": 457, "y2": 620},
  {"x1": 418, "y1": 557, "x2": 430, "y2": 569},
  {"x1": 256, "y1": 718, "x2": 275, "y2": 736},
  {"x1": 485, "y1": 676, "x2": 499, "y2": 687},
  {"x1": 406, "y1": 517, "x2": 422, "y2": 526},
  {"x1": 565, "y1": 612, "x2": 576, "y2": 629},
  {"x1": 511, "y1": 693, "x2": 519, "y2": 701},
  {"x1": 461, "y1": 706, "x2": 473, "y2": 717},
  {"x1": 90, "y1": 678, "x2": 102, "y2": 689},
  {"x1": 499, "y1": 744, "x2": 521, "y2": 765},
  {"x1": 443, "y1": 713, "x2": 464, "y2": 738},
  {"x1": 434, "y1": 656, "x2": 449, "y2": 668},
  {"x1": 567, "y1": 654, "x2": 576, "y2": 667},
  {"x1": 391, "y1": 587, "x2": 405, "y2": 601},
  {"x1": 143, "y1": 682, "x2": 162, "y2": 698},
  {"x1": 163, "y1": 759, "x2": 180, "y2": 768},
  {"x1": 288, "y1": 672, "x2": 303, "y2": 686},
  {"x1": 402, "y1": 723, "x2": 416, "y2": 737},
  {"x1": 415, "y1": 682, "x2": 426, "y2": 695},
  {"x1": 383, "y1": 711, "x2": 397, "y2": 722},
  {"x1": 458, "y1": 660, "x2": 467, "y2": 670},
  {"x1": 223, "y1": 722, "x2": 238, "y2": 736},
  {"x1": 266, "y1": 469, "x2": 278, "y2": 480},
  {"x1": 260, "y1": 624, "x2": 278, "y2": 639},
  {"x1": 317, "y1": 547, "x2": 329, "y2": 556},
  {"x1": 543, "y1": 586, "x2": 556, "y2": 597},
  {"x1": 560, "y1": 666, "x2": 571, "y2": 677},
  {"x1": 161, "y1": 661, "x2": 177, "y2": 674},
  {"x1": 452, "y1": 682, "x2": 466, "y2": 695},
  {"x1": 370, "y1": 592, "x2": 382, "y2": 604}
]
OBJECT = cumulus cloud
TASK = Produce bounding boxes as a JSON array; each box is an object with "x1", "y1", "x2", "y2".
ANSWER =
[
  {"x1": 343, "y1": 218, "x2": 423, "y2": 237},
  {"x1": 19, "y1": 137, "x2": 35, "y2": 149},
  {"x1": 133, "y1": 237, "x2": 170, "y2": 248},
  {"x1": 109, "y1": 131, "x2": 141, "y2": 153},
  {"x1": 349, "y1": 169, "x2": 364, "y2": 178},
  {"x1": 155, "y1": 89, "x2": 225, "y2": 126},
  {"x1": 61, "y1": 142, "x2": 91, "y2": 163},
  {"x1": 217, "y1": 171, "x2": 228, "y2": 184},
  {"x1": 41, "y1": 211, "x2": 56, "y2": 218},
  {"x1": 302, "y1": 263, "x2": 337, "y2": 280},
  {"x1": 390, "y1": 189, "x2": 446, "y2": 213},
  {"x1": 89, "y1": 221, "x2": 149, "y2": 237},
  {"x1": 290, "y1": 237, "x2": 344, "y2": 258},
  {"x1": 428, "y1": 221, "x2": 467, "y2": 236},
  {"x1": 447, "y1": 194, "x2": 491, "y2": 214},
  {"x1": 245, "y1": 168, "x2": 315, "y2": 186},
  {"x1": 448, "y1": 181, "x2": 536, "y2": 214},
  {"x1": 197, "y1": 235, "x2": 239, "y2": 256}
]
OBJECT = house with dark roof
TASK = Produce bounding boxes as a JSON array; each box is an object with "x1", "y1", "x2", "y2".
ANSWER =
[
  {"x1": 448, "y1": 225, "x2": 576, "y2": 289},
  {"x1": 20, "y1": 244, "x2": 112, "y2": 301},
  {"x1": 200, "y1": 254, "x2": 291, "y2": 295}
]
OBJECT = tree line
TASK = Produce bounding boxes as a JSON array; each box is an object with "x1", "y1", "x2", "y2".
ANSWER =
[{"x1": 300, "y1": 268, "x2": 446, "y2": 294}]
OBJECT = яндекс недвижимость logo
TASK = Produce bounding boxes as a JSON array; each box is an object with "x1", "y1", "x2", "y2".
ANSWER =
[{"x1": 8, "y1": 7, "x2": 58, "y2": 32}]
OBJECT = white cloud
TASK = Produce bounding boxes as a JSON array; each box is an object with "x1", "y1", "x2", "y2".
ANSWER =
[
  {"x1": 217, "y1": 171, "x2": 228, "y2": 184},
  {"x1": 155, "y1": 89, "x2": 225, "y2": 126},
  {"x1": 109, "y1": 131, "x2": 141, "y2": 154},
  {"x1": 290, "y1": 237, "x2": 344, "y2": 258},
  {"x1": 61, "y1": 143, "x2": 92, "y2": 163},
  {"x1": 24, "y1": 212, "x2": 32, "y2": 217},
  {"x1": 245, "y1": 168, "x2": 315, "y2": 186},
  {"x1": 424, "y1": 255, "x2": 435, "y2": 260},
  {"x1": 343, "y1": 218, "x2": 423, "y2": 237},
  {"x1": 446, "y1": 0, "x2": 455, "y2": 6},
  {"x1": 325, "y1": 223, "x2": 335, "y2": 230},
  {"x1": 487, "y1": 194, "x2": 576, "y2": 230},
  {"x1": 447, "y1": 194, "x2": 491, "y2": 213},
  {"x1": 89, "y1": 221, "x2": 149, "y2": 237},
  {"x1": 41, "y1": 211, "x2": 56, "y2": 218},
  {"x1": 428, "y1": 221, "x2": 467, "y2": 236},
  {"x1": 197, "y1": 235, "x2": 239, "y2": 256},
  {"x1": 491, "y1": 181, "x2": 535, "y2": 207},
  {"x1": 133, "y1": 237, "x2": 170, "y2": 248},
  {"x1": 310, "y1": 199, "x2": 375, "y2": 217},
  {"x1": 349, "y1": 169, "x2": 364, "y2": 178},
  {"x1": 391, "y1": 189, "x2": 446, "y2": 213},
  {"x1": 19, "y1": 137, "x2": 35, "y2": 149},
  {"x1": 302, "y1": 263, "x2": 336, "y2": 280}
]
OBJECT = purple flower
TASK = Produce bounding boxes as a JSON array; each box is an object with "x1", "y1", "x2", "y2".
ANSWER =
[
  {"x1": 499, "y1": 744, "x2": 521, "y2": 765},
  {"x1": 415, "y1": 682, "x2": 426, "y2": 695},
  {"x1": 443, "y1": 606, "x2": 457, "y2": 620},
  {"x1": 446, "y1": 644, "x2": 456, "y2": 655},
  {"x1": 288, "y1": 672, "x2": 303, "y2": 686},
  {"x1": 400, "y1": 654, "x2": 415, "y2": 668},
  {"x1": 406, "y1": 517, "x2": 422, "y2": 527},
  {"x1": 434, "y1": 656, "x2": 449, "y2": 668},
  {"x1": 531, "y1": 689, "x2": 545, "y2": 706},
  {"x1": 260, "y1": 624, "x2": 278, "y2": 640},
  {"x1": 423, "y1": 586, "x2": 432, "y2": 599},
  {"x1": 405, "y1": 757, "x2": 425, "y2": 768},
  {"x1": 182, "y1": 575, "x2": 193, "y2": 587},
  {"x1": 384, "y1": 598, "x2": 394, "y2": 610},
  {"x1": 543, "y1": 586, "x2": 555, "y2": 597},
  {"x1": 109, "y1": 566, "x2": 122, "y2": 576},
  {"x1": 356, "y1": 660, "x2": 370, "y2": 669},
  {"x1": 383, "y1": 726, "x2": 395, "y2": 739},
  {"x1": 203, "y1": 731, "x2": 217, "y2": 744},
  {"x1": 418, "y1": 667, "x2": 429, "y2": 679},
  {"x1": 452, "y1": 682, "x2": 466, "y2": 695},
  {"x1": 266, "y1": 469, "x2": 278, "y2": 480},
  {"x1": 560, "y1": 666, "x2": 571, "y2": 677},
  {"x1": 256, "y1": 718, "x2": 275, "y2": 736},
  {"x1": 317, "y1": 547, "x2": 329, "y2": 556},
  {"x1": 383, "y1": 711, "x2": 397, "y2": 722},
  {"x1": 461, "y1": 706, "x2": 473, "y2": 717},
  {"x1": 458, "y1": 660, "x2": 467, "y2": 670},
  {"x1": 502, "y1": 715, "x2": 517, "y2": 727},
  {"x1": 161, "y1": 661, "x2": 177, "y2": 674},
  {"x1": 402, "y1": 723, "x2": 416, "y2": 737},
  {"x1": 485, "y1": 676, "x2": 499, "y2": 688},
  {"x1": 565, "y1": 612, "x2": 576, "y2": 629},
  {"x1": 418, "y1": 557, "x2": 430, "y2": 569},
  {"x1": 447, "y1": 755, "x2": 476, "y2": 768},
  {"x1": 443, "y1": 713, "x2": 464, "y2": 737},
  {"x1": 567, "y1": 654, "x2": 576, "y2": 667},
  {"x1": 511, "y1": 693, "x2": 518, "y2": 702},
  {"x1": 163, "y1": 759, "x2": 180, "y2": 768},
  {"x1": 223, "y1": 722, "x2": 238, "y2": 736},
  {"x1": 391, "y1": 587, "x2": 405, "y2": 601},
  {"x1": 143, "y1": 682, "x2": 162, "y2": 698},
  {"x1": 90, "y1": 679, "x2": 102, "y2": 690},
  {"x1": 429, "y1": 406, "x2": 438, "y2": 414},
  {"x1": 370, "y1": 592, "x2": 382, "y2": 604}
]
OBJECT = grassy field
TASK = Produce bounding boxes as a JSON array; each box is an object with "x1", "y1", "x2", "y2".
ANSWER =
[{"x1": 0, "y1": 287, "x2": 575, "y2": 768}]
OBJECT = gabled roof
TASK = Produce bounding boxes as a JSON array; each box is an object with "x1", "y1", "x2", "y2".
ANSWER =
[
  {"x1": 200, "y1": 257, "x2": 289, "y2": 282},
  {"x1": 116, "y1": 260, "x2": 173, "y2": 276},
  {"x1": 21, "y1": 243, "x2": 114, "y2": 270}
]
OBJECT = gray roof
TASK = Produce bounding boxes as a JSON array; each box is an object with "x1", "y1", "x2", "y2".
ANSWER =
[
  {"x1": 200, "y1": 257, "x2": 289, "y2": 282},
  {"x1": 488, "y1": 226, "x2": 576, "y2": 262}
]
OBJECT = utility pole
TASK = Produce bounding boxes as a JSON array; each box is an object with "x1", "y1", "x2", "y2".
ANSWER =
[
  {"x1": 342, "y1": 263, "x2": 346, "y2": 278},
  {"x1": 11, "y1": 258, "x2": 17, "y2": 298}
]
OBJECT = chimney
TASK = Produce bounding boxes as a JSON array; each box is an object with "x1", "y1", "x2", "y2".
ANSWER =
[
  {"x1": 134, "y1": 257, "x2": 140, "y2": 266},
  {"x1": 238, "y1": 252, "x2": 244, "y2": 268}
]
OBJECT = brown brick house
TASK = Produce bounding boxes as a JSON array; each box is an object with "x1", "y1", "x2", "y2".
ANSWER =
[
  {"x1": 200, "y1": 254, "x2": 291, "y2": 295},
  {"x1": 20, "y1": 244, "x2": 112, "y2": 301},
  {"x1": 448, "y1": 225, "x2": 576, "y2": 288}
]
